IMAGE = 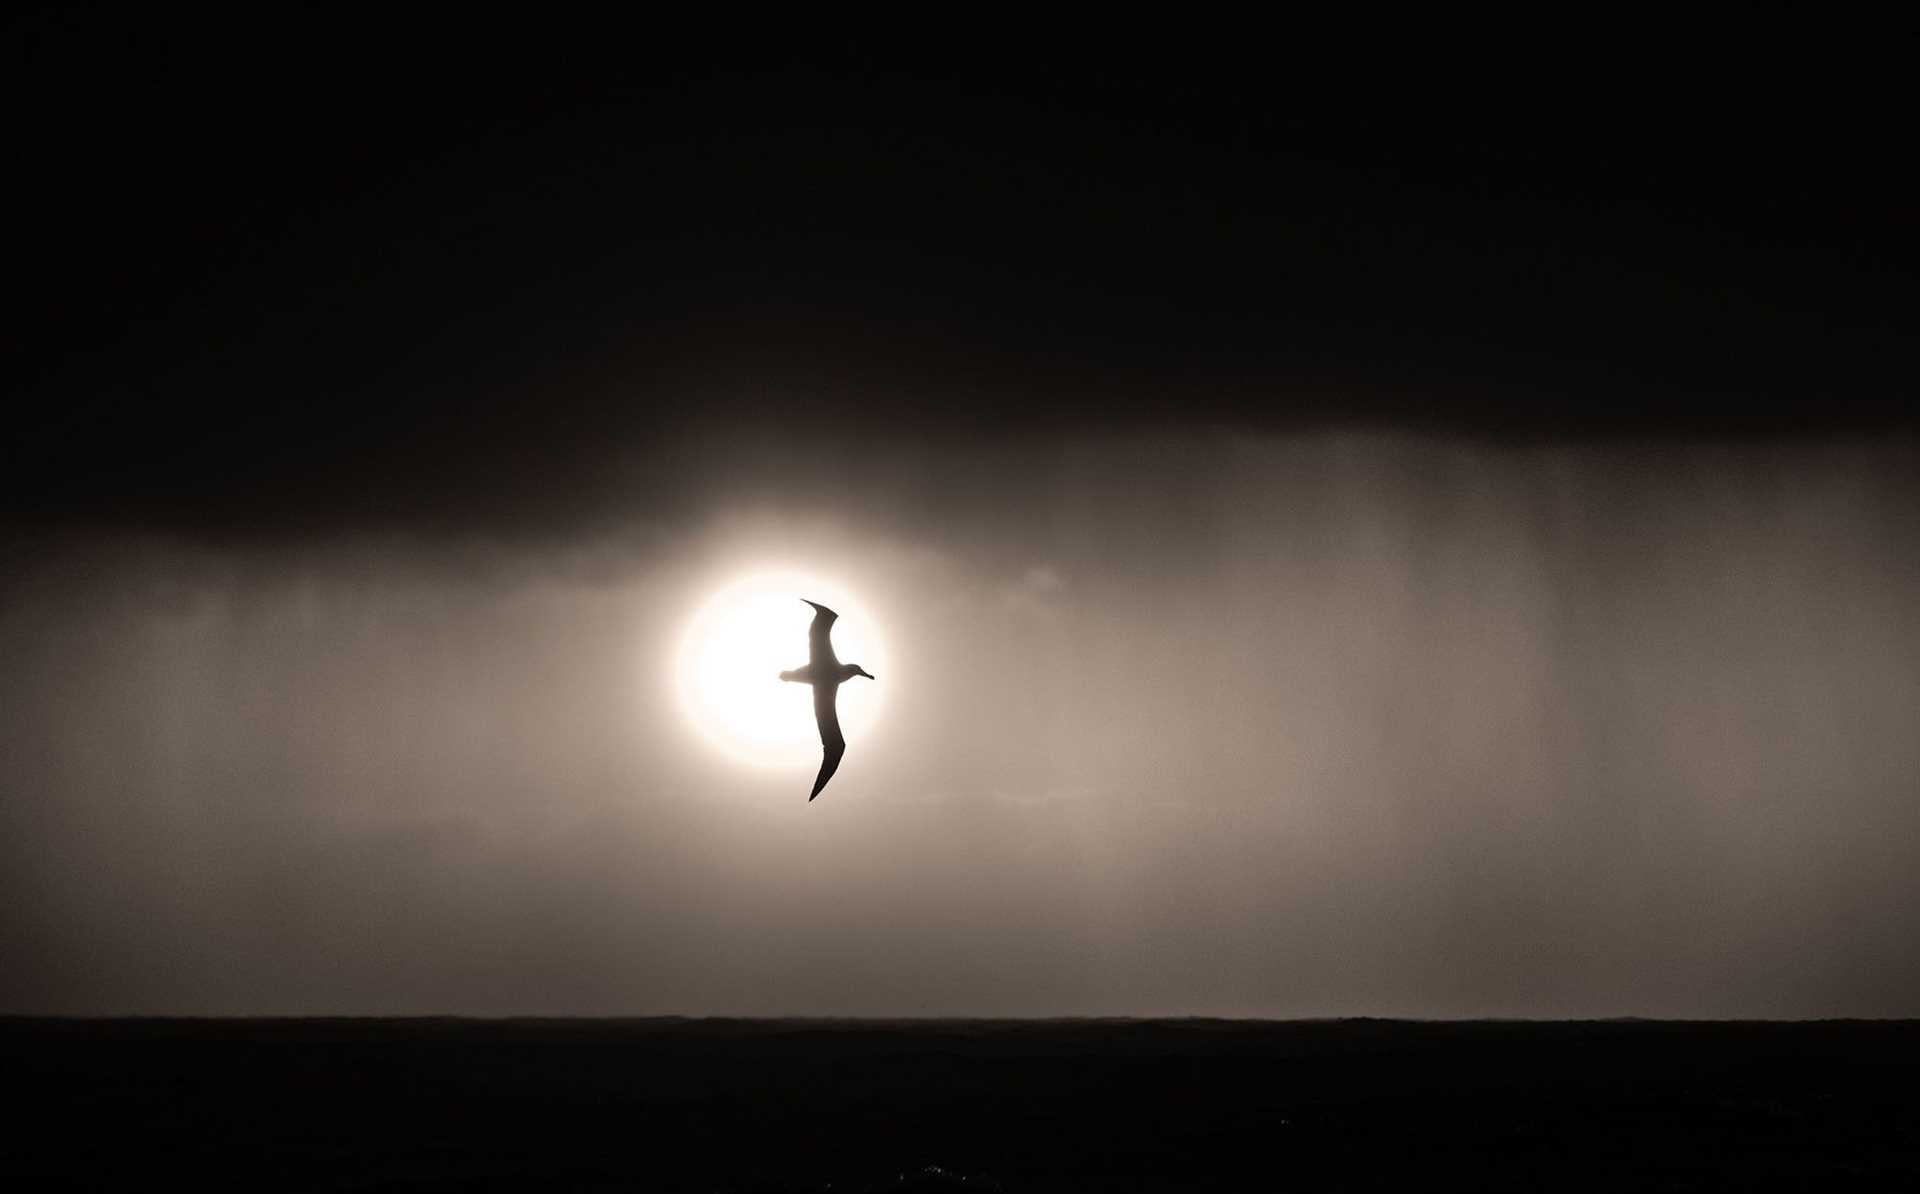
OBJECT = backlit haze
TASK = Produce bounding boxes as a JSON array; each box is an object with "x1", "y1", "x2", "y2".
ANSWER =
[{"x1": 7, "y1": 431, "x2": 1916, "y2": 1018}]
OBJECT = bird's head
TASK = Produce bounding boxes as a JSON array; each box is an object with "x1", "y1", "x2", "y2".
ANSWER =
[{"x1": 846, "y1": 664, "x2": 875, "y2": 681}]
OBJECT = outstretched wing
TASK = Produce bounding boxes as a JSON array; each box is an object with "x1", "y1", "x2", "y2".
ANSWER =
[
  {"x1": 809, "y1": 682, "x2": 847, "y2": 801},
  {"x1": 804, "y1": 599, "x2": 840, "y2": 669}
]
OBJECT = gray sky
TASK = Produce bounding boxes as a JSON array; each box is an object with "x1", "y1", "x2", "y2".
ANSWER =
[{"x1": 5, "y1": 430, "x2": 1916, "y2": 1017}]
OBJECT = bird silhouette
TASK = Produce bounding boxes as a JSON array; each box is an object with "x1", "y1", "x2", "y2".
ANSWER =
[{"x1": 778, "y1": 599, "x2": 875, "y2": 800}]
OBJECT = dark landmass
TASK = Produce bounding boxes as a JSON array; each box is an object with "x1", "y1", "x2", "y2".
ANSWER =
[{"x1": 3, "y1": 1017, "x2": 1916, "y2": 1190}]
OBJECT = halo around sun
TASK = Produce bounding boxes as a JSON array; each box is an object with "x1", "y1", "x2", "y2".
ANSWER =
[{"x1": 674, "y1": 572, "x2": 887, "y2": 768}]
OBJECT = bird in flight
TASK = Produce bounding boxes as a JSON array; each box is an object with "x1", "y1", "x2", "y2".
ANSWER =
[{"x1": 779, "y1": 599, "x2": 875, "y2": 801}]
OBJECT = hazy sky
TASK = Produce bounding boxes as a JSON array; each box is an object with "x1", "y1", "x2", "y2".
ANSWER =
[
  {"x1": 7, "y1": 23, "x2": 1917, "y2": 1016},
  {"x1": 6, "y1": 431, "x2": 1916, "y2": 1017}
]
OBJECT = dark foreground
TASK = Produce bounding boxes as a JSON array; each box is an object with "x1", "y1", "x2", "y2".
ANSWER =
[{"x1": 4, "y1": 1018, "x2": 1917, "y2": 1191}]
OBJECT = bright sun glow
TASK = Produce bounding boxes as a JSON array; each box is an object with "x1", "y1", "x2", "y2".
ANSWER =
[{"x1": 675, "y1": 573, "x2": 888, "y2": 768}]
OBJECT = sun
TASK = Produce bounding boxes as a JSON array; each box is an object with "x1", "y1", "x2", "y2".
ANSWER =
[{"x1": 674, "y1": 573, "x2": 887, "y2": 768}]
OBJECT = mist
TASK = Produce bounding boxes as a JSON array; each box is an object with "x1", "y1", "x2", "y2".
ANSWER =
[{"x1": 4, "y1": 429, "x2": 1916, "y2": 1018}]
